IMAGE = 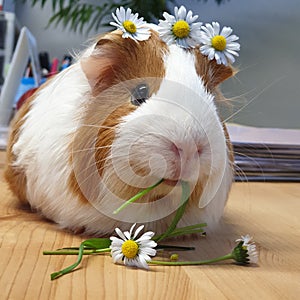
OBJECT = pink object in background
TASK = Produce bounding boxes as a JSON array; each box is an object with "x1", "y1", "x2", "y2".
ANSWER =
[{"x1": 49, "y1": 58, "x2": 59, "y2": 76}]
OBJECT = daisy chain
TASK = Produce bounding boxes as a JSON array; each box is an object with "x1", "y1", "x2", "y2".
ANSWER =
[
  {"x1": 110, "y1": 223, "x2": 157, "y2": 269},
  {"x1": 199, "y1": 22, "x2": 240, "y2": 65},
  {"x1": 158, "y1": 5, "x2": 202, "y2": 49},
  {"x1": 110, "y1": 7, "x2": 151, "y2": 42}
]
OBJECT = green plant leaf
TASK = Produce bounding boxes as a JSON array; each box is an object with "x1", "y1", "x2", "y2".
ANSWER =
[{"x1": 82, "y1": 238, "x2": 111, "y2": 249}]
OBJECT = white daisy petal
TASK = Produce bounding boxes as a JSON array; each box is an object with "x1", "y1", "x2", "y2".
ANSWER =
[
  {"x1": 219, "y1": 52, "x2": 228, "y2": 65},
  {"x1": 177, "y1": 6, "x2": 187, "y2": 20},
  {"x1": 191, "y1": 22, "x2": 202, "y2": 30},
  {"x1": 138, "y1": 256, "x2": 150, "y2": 269},
  {"x1": 128, "y1": 223, "x2": 136, "y2": 236},
  {"x1": 117, "y1": 7, "x2": 125, "y2": 22},
  {"x1": 124, "y1": 231, "x2": 131, "y2": 240},
  {"x1": 112, "y1": 252, "x2": 124, "y2": 263},
  {"x1": 140, "y1": 247, "x2": 157, "y2": 257},
  {"x1": 110, "y1": 21, "x2": 121, "y2": 28},
  {"x1": 214, "y1": 51, "x2": 221, "y2": 64},
  {"x1": 226, "y1": 48, "x2": 239, "y2": 57},
  {"x1": 162, "y1": 12, "x2": 175, "y2": 24},
  {"x1": 226, "y1": 44, "x2": 240, "y2": 53},
  {"x1": 220, "y1": 26, "x2": 233, "y2": 38},
  {"x1": 138, "y1": 230, "x2": 155, "y2": 238},
  {"x1": 188, "y1": 13, "x2": 199, "y2": 24},
  {"x1": 125, "y1": 7, "x2": 132, "y2": 20},
  {"x1": 226, "y1": 35, "x2": 239, "y2": 43},
  {"x1": 212, "y1": 22, "x2": 220, "y2": 35},
  {"x1": 131, "y1": 225, "x2": 144, "y2": 239},
  {"x1": 111, "y1": 13, "x2": 121, "y2": 25},
  {"x1": 206, "y1": 23, "x2": 216, "y2": 37},
  {"x1": 177, "y1": 38, "x2": 185, "y2": 48},
  {"x1": 139, "y1": 252, "x2": 152, "y2": 262},
  {"x1": 186, "y1": 10, "x2": 195, "y2": 23},
  {"x1": 115, "y1": 227, "x2": 126, "y2": 240},
  {"x1": 110, "y1": 237, "x2": 124, "y2": 247},
  {"x1": 134, "y1": 33, "x2": 151, "y2": 41},
  {"x1": 224, "y1": 51, "x2": 235, "y2": 63},
  {"x1": 208, "y1": 48, "x2": 216, "y2": 60},
  {"x1": 122, "y1": 32, "x2": 131, "y2": 39},
  {"x1": 139, "y1": 239, "x2": 157, "y2": 248},
  {"x1": 236, "y1": 234, "x2": 252, "y2": 244}
]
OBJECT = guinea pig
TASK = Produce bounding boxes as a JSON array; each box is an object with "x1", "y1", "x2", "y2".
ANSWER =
[{"x1": 5, "y1": 27, "x2": 234, "y2": 237}]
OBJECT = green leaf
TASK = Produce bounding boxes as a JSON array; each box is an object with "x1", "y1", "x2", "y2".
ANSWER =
[{"x1": 82, "y1": 238, "x2": 111, "y2": 249}]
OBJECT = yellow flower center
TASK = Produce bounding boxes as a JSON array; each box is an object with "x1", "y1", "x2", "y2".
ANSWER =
[
  {"x1": 211, "y1": 35, "x2": 227, "y2": 51},
  {"x1": 172, "y1": 20, "x2": 190, "y2": 38},
  {"x1": 123, "y1": 20, "x2": 137, "y2": 34},
  {"x1": 122, "y1": 240, "x2": 139, "y2": 259}
]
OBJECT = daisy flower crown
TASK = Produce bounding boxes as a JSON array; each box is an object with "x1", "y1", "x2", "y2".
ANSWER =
[{"x1": 110, "y1": 5, "x2": 240, "y2": 66}]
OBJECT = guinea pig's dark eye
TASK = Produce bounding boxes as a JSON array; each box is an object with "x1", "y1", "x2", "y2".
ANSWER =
[{"x1": 131, "y1": 84, "x2": 149, "y2": 106}]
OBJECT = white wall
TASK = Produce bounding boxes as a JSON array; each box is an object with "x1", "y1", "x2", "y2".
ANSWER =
[{"x1": 14, "y1": 0, "x2": 300, "y2": 129}]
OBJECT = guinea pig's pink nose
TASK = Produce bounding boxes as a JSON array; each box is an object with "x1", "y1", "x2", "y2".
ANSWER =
[
  {"x1": 171, "y1": 141, "x2": 202, "y2": 158},
  {"x1": 168, "y1": 141, "x2": 202, "y2": 182}
]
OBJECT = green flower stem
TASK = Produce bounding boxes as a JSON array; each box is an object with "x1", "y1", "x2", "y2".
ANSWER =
[
  {"x1": 153, "y1": 228, "x2": 205, "y2": 241},
  {"x1": 163, "y1": 229, "x2": 205, "y2": 239},
  {"x1": 49, "y1": 242, "x2": 111, "y2": 280},
  {"x1": 171, "y1": 223, "x2": 207, "y2": 234},
  {"x1": 113, "y1": 178, "x2": 164, "y2": 214},
  {"x1": 50, "y1": 242, "x2": 85, "y2": 280},
  {"x1": 155, "y1": 181, "x2": 190, "y2": 242},
  {"x1": 149, "y1": 253, "x2": 234, "y2": 266},
  {"x1": 156, "y1": 245, "x2": 195, "y2": 251},
  {"x1": 43, "y1": 248, "x2": 111, "y2": 256}
]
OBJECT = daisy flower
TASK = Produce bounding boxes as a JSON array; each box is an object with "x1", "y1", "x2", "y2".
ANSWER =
[
  {"x1": 233, "y1": 234, "x2": 259, "y2": 264},
  {"x1": 110, "y1": 223, "x2": 157, "y2": 269},
  {"x1": 158, "y1": 5, "x2": 202, "y2": 49},
  {"x1": 110, "y1": 7, "x2": 151, "y2": 42},
  {"x1": 199, "y1": 22, "x2": 240, "y2": 65}
]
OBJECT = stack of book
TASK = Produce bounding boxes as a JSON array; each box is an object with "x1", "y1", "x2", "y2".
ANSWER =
[{"x1": 227, "y1": 124, "x2": 300, "y2": 182}]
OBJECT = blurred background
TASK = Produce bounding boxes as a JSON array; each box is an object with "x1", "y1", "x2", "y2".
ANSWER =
[{"x1": 3, "y1": 0, "x2": 300, "y2": 129}]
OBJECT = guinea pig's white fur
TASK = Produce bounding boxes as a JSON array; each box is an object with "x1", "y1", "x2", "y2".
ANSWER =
[{"x1": 5, "y1": 28, "x2": 234, "y2": 236}]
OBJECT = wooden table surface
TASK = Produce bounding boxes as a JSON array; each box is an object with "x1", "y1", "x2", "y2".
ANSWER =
[{"x1": 0, "y1": 150, "x2": 299, "y2": 300}]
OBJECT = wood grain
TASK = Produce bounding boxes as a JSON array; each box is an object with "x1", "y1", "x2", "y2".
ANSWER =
[{"x1": 0, "y1": 150, "x2": 299, "y2": 299}]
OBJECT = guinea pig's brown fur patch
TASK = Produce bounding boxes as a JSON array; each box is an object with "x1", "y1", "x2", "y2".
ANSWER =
[
  {"x1": 4, "y1": 80, "x2": 54, "y2": 203},
  {"x1": 194, "y1": 50, "x2": 234, "y2": 93}
]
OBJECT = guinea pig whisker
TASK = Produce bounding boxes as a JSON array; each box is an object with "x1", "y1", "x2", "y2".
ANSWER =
[
  {"x1": 80, "y1": 124, "x2": 116, "y2": 129},
  {"x1": 223, "y1": 77, "x2": 285, "y2": 123},
  {"x1": 232, "y1": 150, "x2": 266, "y2": 182},
  {"x1": 233, "y1": 163, "x2": 249, "y2": 183},
  {"x1": 72, "y1": 145, "x2": 112, "y2": 154}
]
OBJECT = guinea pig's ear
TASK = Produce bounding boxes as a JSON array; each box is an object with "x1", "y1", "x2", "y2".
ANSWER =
[
  {"x1": 196, "y1": 53, "x2": 235, "y2": 91},
  {"x1": 80, "y1": 37, "x2": 117, "y2": 92}
]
